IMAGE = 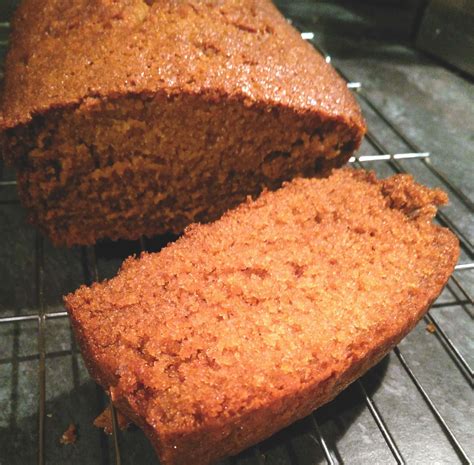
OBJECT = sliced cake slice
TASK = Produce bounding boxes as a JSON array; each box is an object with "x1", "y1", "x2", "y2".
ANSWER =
[
  {"x1": 0, "y1": 0, "x2": 364, "y2": 246},
  {"x1": 65, "y1": 168, "x2": 458, "y2": 465}
]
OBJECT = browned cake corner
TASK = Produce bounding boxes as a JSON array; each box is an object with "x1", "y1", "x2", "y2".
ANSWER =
[
  {"x1": 64, "y1": 168, "x2": 459, "y2": 465},
  {"x1": 0, "y1": 0, "x2": 365, "y2": 247}
]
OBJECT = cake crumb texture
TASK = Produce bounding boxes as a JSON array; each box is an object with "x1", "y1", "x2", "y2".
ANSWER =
[
  {"x1": 59, "y1": 423, "x2": 77, "y2": 445},
  {"x1": 65, "y1": 168, "x2": 458, "y2": 465},
  {"x1": 94, "y1": 407, "x2": 131, "y2": 435}
]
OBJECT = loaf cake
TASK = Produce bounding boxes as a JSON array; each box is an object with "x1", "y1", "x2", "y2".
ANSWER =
[
  {"x1": 65, "y1": 168, "x2": 459, "y2": 465},
  {"x1": 0, "y1": 0, "x2": 365, "y2": 246}
]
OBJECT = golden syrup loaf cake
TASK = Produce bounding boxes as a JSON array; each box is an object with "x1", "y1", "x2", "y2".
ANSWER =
[
  {"x1": 65, "y1": 169, "x2": 459, "y2": 465},
  {"x1": 0, "y1": 0, "x2": 365, "y2": 246}
]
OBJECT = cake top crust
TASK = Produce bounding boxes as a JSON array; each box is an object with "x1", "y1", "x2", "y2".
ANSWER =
[
  {"x1": 65, "y1": 168, "x2": 459, "y2": 437},
  {"x1": 1, "y1": 0, "x2": 364, "y2": 130}
]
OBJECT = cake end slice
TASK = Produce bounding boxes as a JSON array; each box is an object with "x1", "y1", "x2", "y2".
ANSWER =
[{"x1": 65, "y1": 168, "x2": 458, "y2": 465}]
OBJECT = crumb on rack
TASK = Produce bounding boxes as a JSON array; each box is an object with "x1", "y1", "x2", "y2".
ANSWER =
[
  {"x1": 94, "y1": 407, "x2": 131, "y2": 435},
  {"x1": 60, "y1": 423, "x2": 77, "y2": 445},
  {"x1": 426, "y1": 322, "x2": 436, "y2": 334}
]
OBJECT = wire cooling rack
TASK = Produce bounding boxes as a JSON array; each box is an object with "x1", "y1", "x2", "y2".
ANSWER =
[{"x1": 0, "y1": 17, "x2": 473, "y2": 465}]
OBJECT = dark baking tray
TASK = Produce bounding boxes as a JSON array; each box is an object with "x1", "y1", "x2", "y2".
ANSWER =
[{"x1": 0, "y1": 2, "x2": 472, "y2": 464}]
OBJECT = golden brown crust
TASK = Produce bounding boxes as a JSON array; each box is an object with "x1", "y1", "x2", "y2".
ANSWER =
[
  {"x1": 0, "y1": 0, "x2": 363, "y2": 130},
  {"x1": 65, "y1": 168, "x2": 459, "y2": 465}
]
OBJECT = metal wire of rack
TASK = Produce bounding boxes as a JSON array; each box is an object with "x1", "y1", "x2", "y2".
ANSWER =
[{"x1": 0, "y1": 16, "x2": 473, "y2": 465}]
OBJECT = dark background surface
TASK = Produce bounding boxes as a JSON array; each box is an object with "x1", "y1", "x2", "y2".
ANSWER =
[{"x1": 0, "y1": 1, "x2": 473, "y2": 465}]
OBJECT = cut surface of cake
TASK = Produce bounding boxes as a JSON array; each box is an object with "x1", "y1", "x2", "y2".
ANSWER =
[
  {"x1": 0, "y1": 0, "x2": 365, "y2": 246},
  {"x1": 65, "y1": 168, "x2": 459, "y2": 465}
]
